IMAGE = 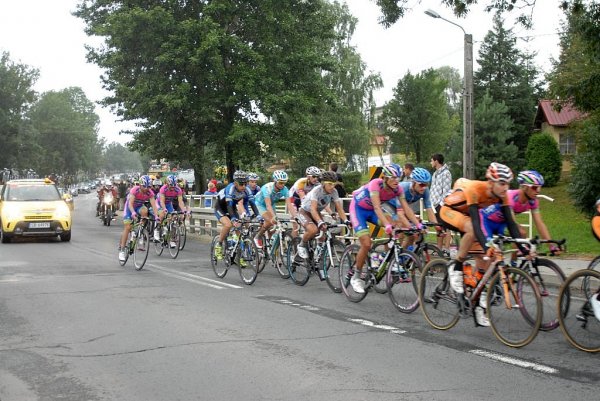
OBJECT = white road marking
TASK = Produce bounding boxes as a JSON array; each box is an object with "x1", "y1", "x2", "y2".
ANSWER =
[
  {"x1": 347, "y1": 318, "x2": 406, "y2": 334},
  {"x1": 469, "y1": 349, "x2": 558, "y2": 374},
  {"x1": 145, "y1": 263, "x2": 243, "y2": 289}
]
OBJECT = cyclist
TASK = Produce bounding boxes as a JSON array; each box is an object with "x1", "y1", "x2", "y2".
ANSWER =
[
  {"x1": 119, "y1": 175, "x2": 160, "y2": 262},
  {"x1": 155, "y1": 175, "x2": 188, "y2": 247},
  {"x1": 295, "y1": 170, "x2": 350, "y2": 260},
  {"x1": 287, "y1": 166, "x2": 322, "y2": 237},
  {"x1": 96, "y1": 180, "x2": 117, "y2": 217},
  {"x1": 151, "y1": 178, "x2": 162, "y2": 195},
  {"x1": 438, "y1": 162, "x2": 524, "y2": 327},
  {"x1": 213, "y1": 171, "x2": 260, "y2": 260},
  {"x1": 480, "y1": 170, "x2": 560, "y2": 257},
  {"x1": 247, "y1": 172, "x2": 261, "y2": 196},
  {"x1": 253, "y1": 170, "x2": 289, "y2": 248},
  {"x1": 593, "y1": 199, "x2": 600, "y2": 242},
  {"x1": 348, "y1": 164, "x2": 417, "y2": 293}
]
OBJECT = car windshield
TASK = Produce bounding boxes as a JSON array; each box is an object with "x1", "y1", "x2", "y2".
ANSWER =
[{"x1": 5, "y1": 184, "x2": 61, "y2": 201}]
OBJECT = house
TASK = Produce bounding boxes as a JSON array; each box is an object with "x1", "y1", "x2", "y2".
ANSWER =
[{"x1": 533, "y1": 100, "x2": 585, "y2": 173}]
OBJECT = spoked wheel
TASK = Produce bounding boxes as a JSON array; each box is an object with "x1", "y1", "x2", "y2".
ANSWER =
[
  {"x1": 178, "y1": 220, "x2": 187, "y2": 251},
  {"x1": 519, "y1": 258, "x2": 566, "y2": 331},
  {"x1": 338, "y1": 244, "x2": 368, "y2": 303},
  {"x1": 133, "y1": 228, "x2": 150, "y2": 270},
  {"x1": 372, "y1": 245, "x2": 389, "y2": 295},
  {"x1": 324, "y1": 239, "x2": 345, "y2": 293},
  {"x1": 387, "y1": 250, "x2": 421, "y2": 313},
  {"x1": 288, "y1": 237, "x2": 311, "y2": 286},
  {"x1": 119, "y1": 232, "x2": 133, "y2": 266},
  {"x1": 419, "y1": 258, "x2": 460, "y2": 330},
  {"x1": 238, "y1": 238, "x2": 259, "y2": 285},
  {"x1": 416, "y1": 243, "x2": 445, "y2": 266},
  {"x1": 487, "y1": 267, "x2": 542, "y2": 348},
  {"x1": 154, "y1": 227, "x2": 164, "y2": 256},
  {"x1": 274, "y1": 232, "x2": 292, "y2": 279},
  {"x1": 256, "y1": 234, "x2": 267, "y2": 273},
  {"x1": 211, "y1": 235, "x2": 229, "y2": 278},
  {"x1": 168, "y1": 223, "x2": 181, "y2": 259},
  {"x1": 557, "y1": 269, "x2": 600, "y2": 353}
]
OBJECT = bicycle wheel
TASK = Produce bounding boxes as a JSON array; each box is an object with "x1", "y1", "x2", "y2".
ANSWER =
[
  {"x1": 487, "y1": 267, "x2": 542, "y2": 348},
  {"x1": 274, "y1": 232, "x2": 291, "y2": 279},
  {"x1": 178, "y1": 220, "x2": 187, "y2": 251},
  {"x1": 154, "y1": 225, "x2": 164, "y2": 256},
  {"x1": 133, "y1": 227, "x2": 150, "y2": 270},
  {"x1": 387, "y1": 250, "x2": 421, "y2": 313},
  {"x1": 324, "y1": 239, "x2": 345, "y2": 293},
  {"x1": 338, "y1": 244, "x2": 368, "y2": 303},
  {"x1": 168, "y1": 223, "x2": 181, "y2": 258},
  {"x1": 588, "y1": 255, "x2": 600, "y2": 272},
  {"x1": 371, "y1": 244, "x2": 389, "y2": 295},
  {"x1": 557, "y1": 269, "x2": 600, "y2": 353},
  {"x1": 419, "y1": 258, "x2": 460, "y2": 330},
  {"x1": 119, "y1": 232, "x2": 132, "y2": 266},
  {"x1": 416, "y1": 243, "x2": 445, "y2": 266},
  {"x1": 238, "y1": 238, "x2": 259, "y2": 285},
  {"x1": 256, "y1": 234, "x2": 267, "y2": 273},
  {"x1": 288, "y1": 237, "x2": 311, "y2": 286},
  {"x1": 519, "y1": 258, "x2": 566, "y2": 331},
  {"x1": 211, "y1": 235, "x2": 228, "y2": 278}
]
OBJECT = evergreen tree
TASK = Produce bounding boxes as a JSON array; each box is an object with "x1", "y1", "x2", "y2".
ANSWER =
[
  {"x1": 525, "y1": 132, "x2": 562, "y2": 187},
  {"x1": 474, "y1": 13, "x2": 543, "y2": 170}
]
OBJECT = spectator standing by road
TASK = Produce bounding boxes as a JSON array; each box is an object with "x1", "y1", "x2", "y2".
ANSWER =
[
  {"x1": 430, "y1": 153, "x2": 453, "y2": 254},
  {"x1": 329, "y1": 162, "x2": 346, "y2": 198},
  {"x1": 204, "y1": 182, "x2": 217, "y2": 207},
  {"x1": 402, "y1": 163, "x2": 414, "y2": 182}
]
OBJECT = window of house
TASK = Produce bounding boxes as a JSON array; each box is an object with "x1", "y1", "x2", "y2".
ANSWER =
[{"x1": 559, "y1": 133, "x2": 576, "y2": 155}]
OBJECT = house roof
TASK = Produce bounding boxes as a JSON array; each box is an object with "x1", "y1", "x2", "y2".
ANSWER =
[{"x1": 534, "y1": 100, "x2": 585, "y2": 128}]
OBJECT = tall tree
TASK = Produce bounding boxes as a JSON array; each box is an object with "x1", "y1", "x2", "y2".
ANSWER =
[
  {"x1": 381, "y1": 69, "x2": 451, "y2": 163},
  {"x1": 27, "y1": 87, "x2": 102, "y2": 177},
  {"x1": 0, "y1": 51, "x2": 39, "y2": 169},
  {"x1": 473, "y1": 90, "x2": 519, "y2": 178},
  {"x1": 474, "y1": 13, "x2": 543, "y2": 169},
  {"x1": 102, "y1": 142, "x2": 143, "y2": 173},
  {"x1": 75, "y1": 0, "x2": 345, "y2": 188}
]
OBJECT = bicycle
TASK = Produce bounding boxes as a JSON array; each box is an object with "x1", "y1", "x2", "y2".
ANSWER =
[
  {"x1": 255, "y1": 218, "x2": 294, "y2": 279},
  {"x1": 407, "y1": 222, "x2": 446, "y2": 265},
  {"x1": 210, "y1": 217, "x2": 261, "y2": 285},
  {"x1": 286, "y1": 222, "x2": 347, "y2": 293},
  {"x1": 338, "y1": 227, "x2": 422, "y2": 313},
  {"x1": 176, "y1": 212, "x2": 188, "y2": 251},
  {"x1": 419, "y1": 235, "x2": 543, "y2": 348},
  {"x1": 153, "y1": 211, "x2": 183, "y2": 258},
  {"x1": 556, "y1": 268, "x2": 600, "y2": 352},
  {"x1": 510, "y1": 237, "x2": 566, "y2": 331},
  {"x1": 119, "y1": 216, "x2": 150, "y2": 271}
]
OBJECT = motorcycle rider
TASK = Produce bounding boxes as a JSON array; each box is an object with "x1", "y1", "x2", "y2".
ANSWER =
[{"x1": 97, "y1": 180, "x2": 117, "y2": 217}]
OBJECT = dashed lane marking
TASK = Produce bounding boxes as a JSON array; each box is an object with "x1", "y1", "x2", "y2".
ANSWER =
[{"x1": 469, "y1": 349, "x2": 559, "y2": 374}]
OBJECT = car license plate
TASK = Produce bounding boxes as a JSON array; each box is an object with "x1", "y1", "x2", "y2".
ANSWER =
[{"x1": 29, "y1": 222, "x2": 51, "y2": 229}]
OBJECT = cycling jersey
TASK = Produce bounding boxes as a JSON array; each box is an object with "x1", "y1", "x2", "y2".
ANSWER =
[
  {"x1": 592, "y1": 214, "x2": 600, "y2": 242},
  {"x1": 398, "y1": 181, "x2": 432, "y2": 209},
  {"x1": 289, "y1": 177, "x2": 317, "y2": 208},
  {"x1": 254, "y1": 182, "x2": 289, "y2": 214},
  {"x1": 123, "y1": 186, "x2": 156, "y2": 222},
  {"x1": 158, "y1": 185, "x2": 182, "y2": 206},
  {"x1": 215, "y1": 182, "x2": 258, "y2": 219},
  {"x1": 248, "y1": 184, "x2": 261, "y2": 197},
  {"x1": 352, "y1": 178, "x2": 404, "y2": 210},
  {"x1": 443, "y1": 178, "x2": 509, "y2": 214},
  {"x1": 300, "y1": 184, "x2": 339, "y2": 212},
  {"x1": 481, "y1": 189, "x2": 539, "y2": 224}
]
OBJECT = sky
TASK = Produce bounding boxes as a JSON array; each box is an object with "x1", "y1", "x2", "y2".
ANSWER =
[{"x1": 0, "y1": 0, "x2": 565, "y2": 146}]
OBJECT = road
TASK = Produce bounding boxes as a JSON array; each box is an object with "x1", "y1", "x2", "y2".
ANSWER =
[{"x1": 0, "y1": 194, "x2": 598, "y2": 401}]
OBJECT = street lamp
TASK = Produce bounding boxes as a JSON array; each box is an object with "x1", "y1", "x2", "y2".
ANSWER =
[{"x1": 425, "y1": 9, "x2": 474, "y2": 179}]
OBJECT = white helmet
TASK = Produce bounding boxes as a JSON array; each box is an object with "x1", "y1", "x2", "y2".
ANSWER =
[{"x1": 305, "y1": 166, "x2": 321, "y2": 177}]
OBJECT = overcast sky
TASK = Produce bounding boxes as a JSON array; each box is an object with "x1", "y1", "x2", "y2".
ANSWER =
[{"x1": 0, "y1": 0, "x2": 565, "y2": 146}]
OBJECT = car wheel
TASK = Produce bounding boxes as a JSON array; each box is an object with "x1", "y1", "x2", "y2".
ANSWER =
[
  {"x1": 60, "y1": 231, "x2": 71, "y2": 242},
  {"x1": 0, "y1": 224, "x2": 11, "y2": 243}
]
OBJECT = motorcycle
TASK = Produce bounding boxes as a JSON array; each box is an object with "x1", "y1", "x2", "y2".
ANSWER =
[{"x1": 100, "y1": 192, "x2": 116, "y2": 226}]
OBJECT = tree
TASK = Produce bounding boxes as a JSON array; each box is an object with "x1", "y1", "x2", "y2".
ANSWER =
[
  {"x1": 473, "y1": 90, "x2": 519, "y2": 178},
  {"x1": 569, "y1": 116, "x2": 600, "y2": 214},
  {"x1": 375, "y1": 1, "x2": 542, "y2": 28},
  {"x1": 27, "y1": 87, "x2": 102, "y2": 177},
  {"x1": 102, "y1": 142, "x2": 143, "y2": 173},
  {"x1": 474, "y1": 13, "x2": 543, "y2": 170},
  {"x1": 435, "y1": 66, "x2": 462, "y2": 117},
  {"x1": 525, "y1": 132, "x2": 562, "y2": 187},
  {"x1": 0, "y1": 51, "x2": 39, "y2": 169},
  {"x1": 75, "y1": 1, "x2": 350, "y2": 189},
  {"x1": 381, "y1": 69, "x2": 451, "y2": 163}
]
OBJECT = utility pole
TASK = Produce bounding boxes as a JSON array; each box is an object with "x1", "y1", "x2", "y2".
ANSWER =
[{"x1": 464, "y1": 33, "x2": 474, "y2": 179}]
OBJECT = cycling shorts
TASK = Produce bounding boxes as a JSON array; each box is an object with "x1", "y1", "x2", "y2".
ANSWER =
[
  {"x1": 350, "y1": 199, "x2": 385, "y2": 237},
  {"x1": 123, "y1": 204, "x2": 148, "y2": 223},
  {"x1": 438, "y1": 205, "x2": 484, "y2": 254},
  {"x1": 214, "y1": 202, "x2": 239, "y2": 221}
]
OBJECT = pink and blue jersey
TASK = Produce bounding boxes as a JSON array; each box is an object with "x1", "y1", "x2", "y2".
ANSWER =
[
  {"x1": 352, "y1": 179, "x2": 404, "y2": 210},
  {"x1": 480, "y1": 189, "x2": 539, "y2": 238},
  {"x1": 123, "y1": 186, "x2": 156, "y2": 222}
]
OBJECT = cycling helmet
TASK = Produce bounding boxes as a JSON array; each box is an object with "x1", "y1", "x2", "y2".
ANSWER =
[
  {"x1": 248, "y1": 172, "x2": 260, "y2": 181},
  {"x1": 233, "y1": 170, "x2": 248, "y2": 183},
  {"x1": 381, "y1": 164, "x2": 402, "y2": 178},
  {"x1": 140, "y1": 175, "x2": 152, "y2": 188},
  {"x1": 595, "y1": 198, "x2": 600, "y2": 208},
  {"x1": 485, "y1": 162, "x2": 513, "y2": 183},
  {"x1": 320, "y1": 171, "x2": 337, "y2": 182},
  {"x1": 517, "y1": 170, "x2": 544, "y2": 186},
  {"x1": 166, "y1": 174, "x2": 177, "y2": 186},
  {"x1": 306, "y1": 166, "x2": 321, "y2": 177},
  {"x1": 152, "y1": 179, "x2": 162, "y2": 187},
  {"x1": 411, "y1": 167, "x2": 432, "y2": 183},
  {"x1": 272, "y1": 170, "x2": 288, "y2": 182}
]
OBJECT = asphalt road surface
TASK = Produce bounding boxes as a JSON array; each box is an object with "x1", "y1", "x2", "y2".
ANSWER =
[{"x1": 0, "y1": 194, "x2": 598, "y2": 400}]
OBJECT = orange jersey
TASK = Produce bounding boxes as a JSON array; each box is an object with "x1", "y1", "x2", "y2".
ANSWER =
[
  {"x1": 592, "y1": 215, "x2": 600, "y2": 242},
  {"x1": 442, "y1": 178, "x2": 508, "y2": 214}
]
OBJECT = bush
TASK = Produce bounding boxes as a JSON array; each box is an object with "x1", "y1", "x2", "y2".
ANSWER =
[
  {"x1": 525, "y1": 132, "x2": 562, "y2": 187},
  {"x1": 569, "y1": 116, "x2": 600, "y2": 214},
  {"x1": 342, "y1": 171, "x2": 363, "y2": 194}
]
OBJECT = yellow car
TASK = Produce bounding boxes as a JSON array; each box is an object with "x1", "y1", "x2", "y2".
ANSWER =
[{"x1": 0, "y1": 178, "x2": 72, "y2": 243}]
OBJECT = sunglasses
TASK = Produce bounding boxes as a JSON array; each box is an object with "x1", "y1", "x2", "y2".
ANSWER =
[
  {"x1": 275, "y1": 181, "x2": 287, "y2": 186},
  {"x1": 417, "y1": 182, "x2": 428, "y2": 188},
  {"x1": 528, "y1": 185, "x2": 541, "y2": 191}
]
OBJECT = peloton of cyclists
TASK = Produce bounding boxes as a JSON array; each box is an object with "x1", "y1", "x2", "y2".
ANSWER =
[{"x1": 154, "y1": 174, "x2": 188, "y2": 247}]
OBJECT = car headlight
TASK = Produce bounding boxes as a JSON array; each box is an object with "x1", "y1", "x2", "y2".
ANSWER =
[
  {"x1": 54, "y1": 202, "x2": 71, "y2": 220},
  {"x1": 3, "y1": 204, "x2": 23, "y2": 221}
]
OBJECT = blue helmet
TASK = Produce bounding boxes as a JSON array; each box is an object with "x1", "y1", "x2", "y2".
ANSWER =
[
  {"x1": 411, "y1": 167, "x2": 431, "y2": 183},
  {"x1": 381, "y1": 164, "x2": 402, "y2": 178},
  {"x1": 166, "y1": 174, "x2": 177, "y2": 186},
  {"x1": 140, "y1": 175, "x2": 152, "y2": 188},
  {"x1": 517, "y1": 170, "x2": 544, "y2": 186}
]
